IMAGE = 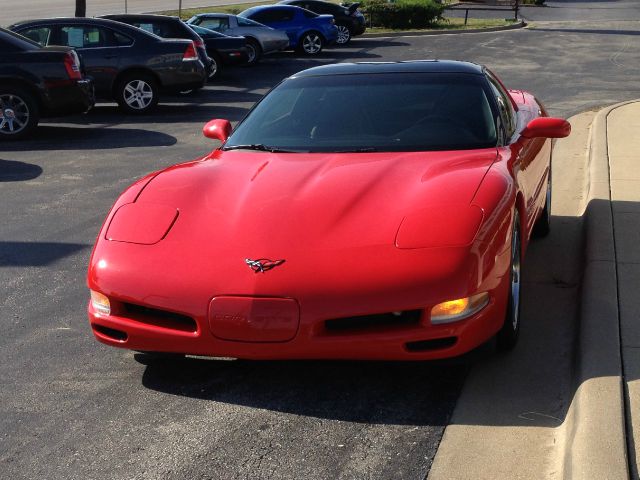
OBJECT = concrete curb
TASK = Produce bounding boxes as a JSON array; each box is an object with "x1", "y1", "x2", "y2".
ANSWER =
[
  {"x1": 359, "y1": 21, "x2": 526, "y2": 39},
  {"x1": 562, "y1": 101, "x2": 636, "y2": 479}
]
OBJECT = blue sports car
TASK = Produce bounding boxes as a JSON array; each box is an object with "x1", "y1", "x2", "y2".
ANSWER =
[{"x1": 238, "y1": 5, "x2": 337, "y2": 55}]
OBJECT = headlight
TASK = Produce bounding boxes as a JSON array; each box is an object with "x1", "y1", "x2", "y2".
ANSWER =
[
  {"x1": 90, "y1": 290, "x2": 111, "y2": 315},
  {"x1": 106, "y1": 202, "x2": 178, "y2": 245},
  {"x1": 430, "y1": 292, "x2": 489, "y2": 324},
  {"x1": 395, "y1": 205, "x2": 483, "y2": 249}
]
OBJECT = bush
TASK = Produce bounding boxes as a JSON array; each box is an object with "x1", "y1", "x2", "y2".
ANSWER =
[{"x1": 362, "y1": 0, "x2": 445, "y2": 29}]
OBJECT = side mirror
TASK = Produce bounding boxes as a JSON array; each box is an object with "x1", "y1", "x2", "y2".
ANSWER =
[
  {"x1": 203, "y1": 119, "x2": 232, "y2": 143},
  {"x1": 521, "y1": 117, "x2": 571, "y2": 139}
]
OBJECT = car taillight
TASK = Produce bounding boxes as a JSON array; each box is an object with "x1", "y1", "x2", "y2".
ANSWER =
[
  {"x1": 183, "y1": 41, "x2": 198, "y2": 61},
  {"x1": 64, "y1": 51, "x2": 82, "y2": 80},
  {"x1": 194, "y1": 38, "x2": 205, "y2": 49}
]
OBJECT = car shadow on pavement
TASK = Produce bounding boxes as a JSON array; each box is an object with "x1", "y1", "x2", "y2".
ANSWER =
[
  {"x1": 0, "y1": 241, "x2": 88, "y2": 267},
  {"x1": 0, "y1": 126, "x2": 177, "y2": 151},
  {"x1": 59, "y1": 104, "x2": 250, "y2": 127},
  {"x1": 0, "y1": 159, "x2": 43, "y2": 182},
  {"x1": 139, "y1": 354, "x2": 475, "y2": 425},
  {"x1": 136, "y1": 210, "x2": 584, "y2": 431}
]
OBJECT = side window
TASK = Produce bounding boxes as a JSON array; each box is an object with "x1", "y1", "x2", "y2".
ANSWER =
[
  {"x1": 60, "y1": 25, "x2": 111, "y2": 48},
  {"x1": 311, "y1": 2, "x2": 329, "y2": 13},
  {"x1": 237, "y1": 16, "x2": 259, "y2": 27},
  {"x1": 113, "y1": 31, "x2": 133, "y2": 46},
  {"x1": 250, "y1": 11, "x2": 269, "y2": 23},
  {"x1": 19, "y1": 27, "x2": 53, "y2": 46},
  {"x1": 200, "y1": 17, "x2": 229, "y2": 31},
  {"x1": 487, "y1": 74, "x2": 516, "y2": 143},
  {"x1": 275, "y1": 9, "x2": 295, "y2": 21},
  {"x1": 136, "y1": 23, "x2": 157, "y2": 35}
]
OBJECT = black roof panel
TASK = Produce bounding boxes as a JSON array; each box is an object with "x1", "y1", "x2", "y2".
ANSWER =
[{"x1": 291, "y1": 60, "x2": 484, "y2": 78}]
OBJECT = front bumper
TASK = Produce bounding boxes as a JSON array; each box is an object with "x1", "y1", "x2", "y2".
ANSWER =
[
  {"x1": 88, "y1": 242, "x2": 511, "y2": 360},
  {"x1": 88, "y1": 286, "x2": 507, "y2": 360}
]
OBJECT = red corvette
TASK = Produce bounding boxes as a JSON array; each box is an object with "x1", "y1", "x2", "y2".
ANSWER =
[{"x1": 87, "y1": 61, "x2": 570, "y2": 360}]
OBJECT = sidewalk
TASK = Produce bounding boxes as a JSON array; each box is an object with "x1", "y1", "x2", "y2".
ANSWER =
[
  {"x1": 429, "y1": 101, "x2": 640, "y2": 479},
  {"x1": 608, "y1": 101, "x2": 640, "y2": 479}
]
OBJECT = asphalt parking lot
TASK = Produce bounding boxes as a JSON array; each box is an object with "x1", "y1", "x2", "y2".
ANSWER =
[{"x1": 2, "y1": 15, "x2": 640, "y2": 479}]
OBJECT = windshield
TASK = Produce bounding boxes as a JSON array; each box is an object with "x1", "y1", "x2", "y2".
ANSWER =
[{"x1": 224, "y1": 72, "x2": 498, "y2": 153}]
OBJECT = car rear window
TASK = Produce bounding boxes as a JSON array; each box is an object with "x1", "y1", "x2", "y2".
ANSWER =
[
  {"x1": 0, "y1": 28, "x2": 41, "y2": 51},
  {"x1": 195, "y1": 16, "x2": 230, "y2": 31},
  {"x1": 237, "y1": 16, "x2": 262, "y2": 27},
  {"x1": 225, "y1": 73, "x2": 498, "y2": 153}
]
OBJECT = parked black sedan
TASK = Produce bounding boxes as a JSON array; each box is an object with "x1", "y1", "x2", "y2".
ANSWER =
[
  {"x1": 9, "y1": 18, "x2": 207, "y2": 113},
  {"x1": 0, "y1": 27, "x2": 94, "y2": 139},
  {"x1": 102, "y1": 15, "x2": 247, "y2": 80},
  {"x1": 278, "y1": 0, "x2": 365, "y2": 44},
  {"x1": 187, "y1": 24, "x2": 249, "y2": 77}
]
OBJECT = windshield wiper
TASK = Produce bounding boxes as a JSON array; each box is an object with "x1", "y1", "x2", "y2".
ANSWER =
[
  {"x1": 334, "y1": 147, "x2": 378, "y2": 153},
  {"x1": 223, "y1": 144, "x2": 296, "y2": 153}
]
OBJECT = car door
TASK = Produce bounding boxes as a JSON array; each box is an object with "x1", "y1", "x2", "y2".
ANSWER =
[
  {"x1": 255, "y1": 8, "x2": 298, "y2": 44},
  {"x1": 54, "y1": 24, "x2": 121, "y2": 93}
]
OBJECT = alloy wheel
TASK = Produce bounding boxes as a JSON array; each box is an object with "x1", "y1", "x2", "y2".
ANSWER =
[
  {"x1": 246, "y1": 44, "x2": 257, "y2": 63},
  {"x1": 123, "y1": 80, "x2": 154, "y2": 110},
  {"x1": 302, "y1": 33, "x2": 322, "y2": 54},
  {"x1": 208, "y1": 57, "x2": 219, "y2": 79},
  {"x1": 0, "y1": 94, "x2": 29, "y2": 136},
  {"x1": 336, "y1": 25, "x2": 351, "y2": 44}
]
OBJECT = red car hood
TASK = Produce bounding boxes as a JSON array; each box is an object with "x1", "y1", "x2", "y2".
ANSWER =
[{"x1": 133, "y1": 149, "x2": 497, "y2": 251}]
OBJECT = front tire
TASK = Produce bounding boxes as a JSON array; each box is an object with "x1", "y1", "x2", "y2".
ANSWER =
[
  {"x1": 245, "y1": 38, "x2": 262, "y2": 65},
  {"x1": 207, "y1": 54, "x2": 223, "y2": 80},
  {"x1": 497, "y1": 210, "x2": 522, "y2": 352},
  {"x1": 335, "y1": 24, "x2": 352, "y2": 45},
  {"x1": 115, "y1": 73, "x2": 159, "y2": 114},
  {"x1": 297, "y1": 31, "x2": 324, "y2": 55},
  {"x1": 0, "y1": 88, "x2": 39, "y2": 140}
]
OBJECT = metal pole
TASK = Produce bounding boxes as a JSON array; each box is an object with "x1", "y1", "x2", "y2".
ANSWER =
[
  {"x1": 514, "y1": 0, "x2": 519, "y2": 21},
  {"x1": 464, "y1": 9, "x2": 468, "y2": 25},
  {"x1": 179, "y1": 0, "x2": 182, "y2": 17},
  {"x1": 125, "y1": 0, "x2": 128, "y2": 13}
]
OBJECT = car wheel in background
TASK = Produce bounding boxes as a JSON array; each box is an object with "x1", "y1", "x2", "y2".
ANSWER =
[
  {"x1": 0, "y1": 87, "x2": 39, "y2": 140},
  {"x1": 297, "y1": 31, "x2": 324, "y2": 55},
  {"x1": 533, "y1": 167, "x2": 552, "y2": 237},
  {"x1": 116, "y1": 73, "x2": 159, "y2": 114},
  {"x1": 335, "y1": 24, "x2": 351, "y2": 45},
  {"x1": 245, "y1": 38, "x2": 262, "y2": 65},
  {"x1": 497, "y1": 210, "x2": 522, "y2": 352},
  {"x1": 208, "y1": 54, "x2": 223, "y2": 80}
]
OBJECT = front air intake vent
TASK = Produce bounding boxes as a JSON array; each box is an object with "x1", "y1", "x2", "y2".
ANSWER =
[
  {"x1": 325, "y1": 310, "x2": 422, "y2": 332},
  {"x1": 92, "y1": 324, "x2": 128, "y2": 342},
  {"x1": 405, "y1": 337, "x2": 457, "y2": 352},
  {"x1": 123, "y1": 303, "x2": 197, "y2": 333}
]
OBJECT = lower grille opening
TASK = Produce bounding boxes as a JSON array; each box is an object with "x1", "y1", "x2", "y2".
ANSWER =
[
  {"x1": 406, "y1": 337, "x2": 457, "y2": 352},
  {"x1": 92, "y1": 324, "x2": 128, "y2": 342},
  {"x1": 325, "y1": 310, "x2": 422, "y2": 332},
  {"x1": 123, "y1": 303, "x2": 197, "y2": 333}
]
